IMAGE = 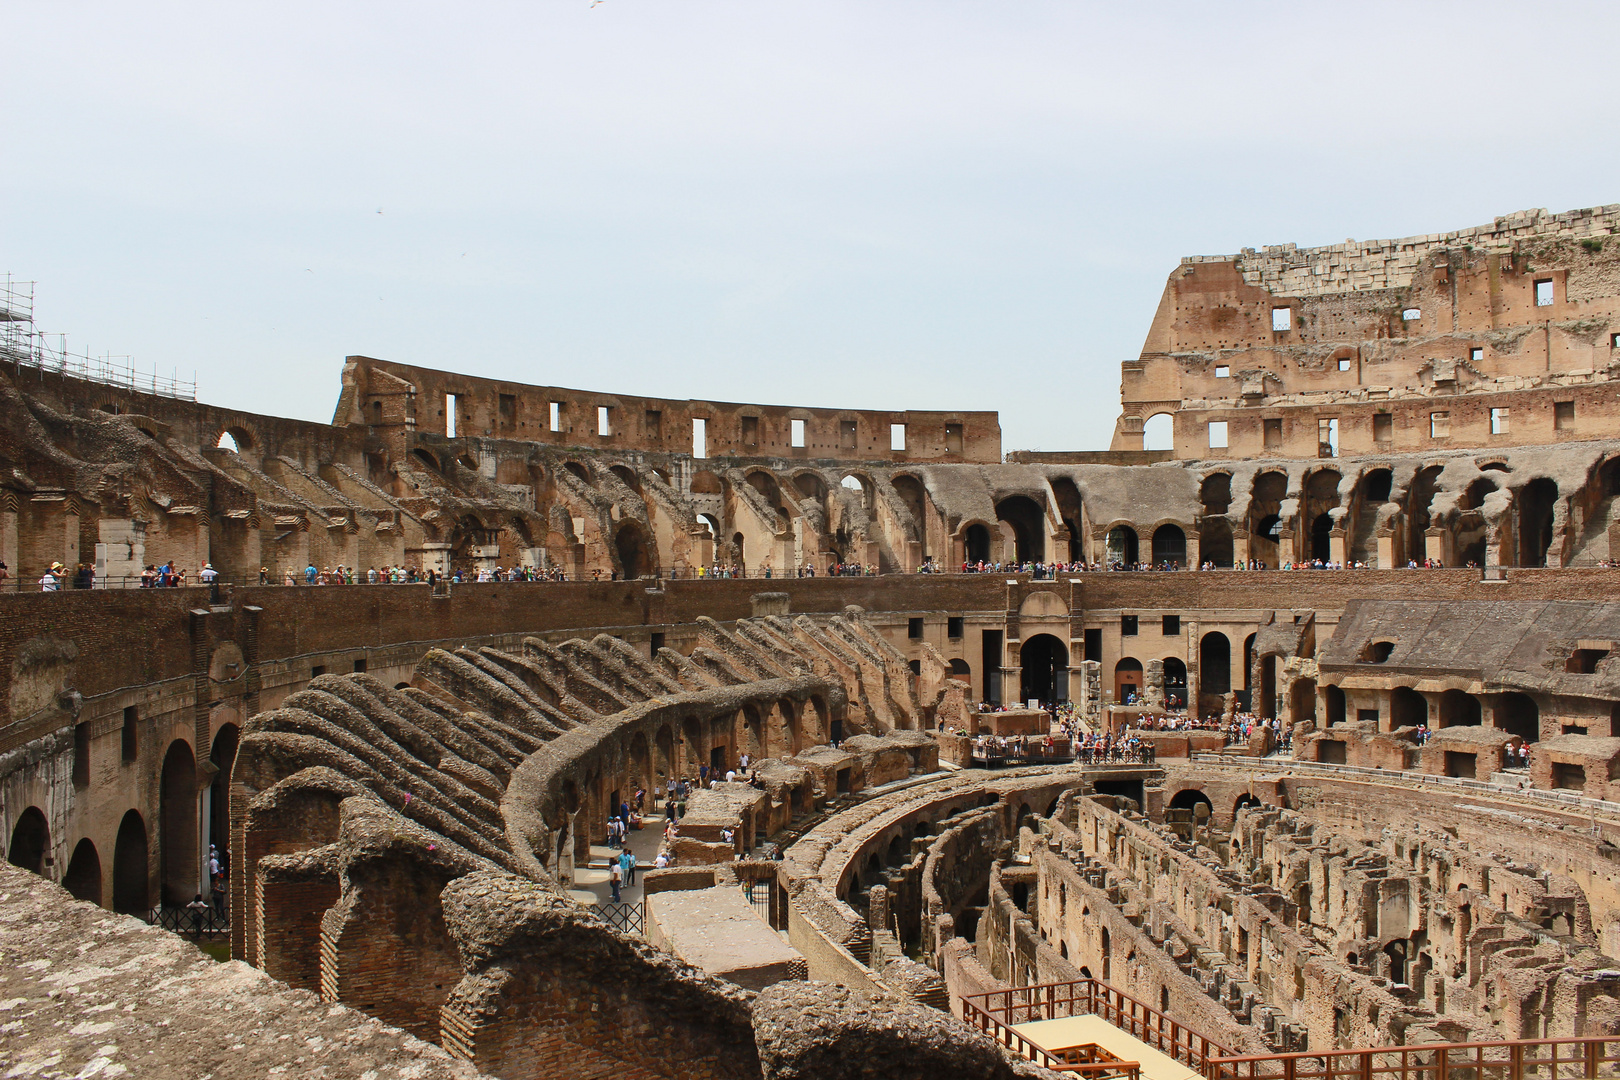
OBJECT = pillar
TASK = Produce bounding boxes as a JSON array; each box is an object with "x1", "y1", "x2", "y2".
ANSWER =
[
  {"x1": 1328, "y1": 526, "x2": 1346, "y2": 566},
  {"x1": 0, "y1": 491, "x2": 17, "y2": 575},
  {"x1": 1376, "y1": 531, "x2": 1395, "y2": 569},
  {"x1": 1425, "y1": 527, "x2": 1445, "y2": 565},
  {"x1": 1232, "y1": 529, "x2": 1250, "y2": 568}
]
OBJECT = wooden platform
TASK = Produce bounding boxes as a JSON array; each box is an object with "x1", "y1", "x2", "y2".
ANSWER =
[{"x1": 1012, "y1": 1015, "x2": 1201, "y2": 1080}]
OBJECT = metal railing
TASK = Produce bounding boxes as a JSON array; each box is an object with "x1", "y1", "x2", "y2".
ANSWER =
[
  {"x1": 146, "y1": 904, "x2": 229, "y2": 937},
  {"x1": 595, "y1": 900, "x2": 644, "y2": 936},
  {"x1": 962, "y1": 978, "x2": 1231, "y2": 1076},
  {"x1": 1205, "y1": 1037, "x2": 1620, "y2": 1080}
]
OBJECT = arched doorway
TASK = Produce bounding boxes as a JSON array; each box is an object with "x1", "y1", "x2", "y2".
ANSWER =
[
  {"x1": 160, "y1": 740, "x2": 198, "y2": 907},
  {"x1": 1518, "y1": 479, "x2": 1559, "y2": 566},
  {"x1": 113, "y1": 810, "x2": 148, "y2": 914},
  {"x1": 1115, "y1": 658, "x2": 1143, "y2": 703},
  {"x1": 1143, "y1": 412, "x2": 1173, "y2": 452},
  {"x1": 1439, "y1": 690, "x2": 1482, "y2": 728},
  {"x1": 964, "y1": 524, "x2": 991, "y2": 564},
  {"x1": 1151, "y1": 524, "x2": 1186, "y2": 568},
  {"x1": 1495, "y1": 692, "x2": 1539, "y2": 743},
  {"x1": 1169, "y1": 789, "x2": 1213, "y2": 819},
  {"x1": 1390, "y1": 687, "x2": 1426, "y2": 730},
  {"x1": 995, "y1": 496, "x2": 1046, "y2": 563},
  {"x1": 615, "y1": 523, "x2": 647, "y2": 579},
  {"x1": 1162, "y1": 657, "x2": 1188, "y2": 709},
  {"x1": 63, "y1": 839, "x2": 101, "y2": 904},
  {"x1": 1106, "y1": 526, "x2": 1139, "y2": 566},
  {"x1": 1019, "y1": 634, "x2": 1068, "y2": 705},
  {"x1": 7, "y1": 807, "x2": 49, "y2": 875},
  {"x1": 1199, "y1": 633, "x2": 1231, "y2": 696}
]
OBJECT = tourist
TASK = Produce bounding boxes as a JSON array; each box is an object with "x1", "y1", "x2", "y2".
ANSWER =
[
  {"x1": 39, "y1": 564, "x2": 61, "y2": 592},
  {"x1": 185, "y1": 892, "x2": 211, "y2": 931},
  {"x1": 621, "y1": 846, "x2": 636, "y2": 887},
  {"x1": 199, "y1": 562, "x2": 217, "y2": 585},
  {"x1": 304, "y1": 563, "x2": 317, "y2": 585},
  {"x1": 608, "y1": 858, "x2": 622, "y2": 903}
]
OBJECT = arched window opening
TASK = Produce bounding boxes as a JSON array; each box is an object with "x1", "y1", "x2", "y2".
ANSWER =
[
  {"x1": 1106, "y1": 526, "x2": 1138, "y2": 566},
  {"x1": 1019, "y1": 634, "x2": 1068, "y2": 705},
  {"x1": 1495, "y1": 692, "x2": 1539, "y2": 743},
  {"x1": 113, "y1": 811, "x2": 148, "y2": 915},
  {"x1": 995, "y1": 496, "x2": 1046, "y2": 563},
  {"x1": 1114, "y1": 657, "x2": 1144, "y2": 703},
  {"x1": 1143, "y1": 413, "x2": 1173, "y2": 452},
  {"x1": 1390, "y1": 687, "x2": 1427, "y2": 730},
  {"x1": 1199, "y1": 632, "x2": 1231, "y2": 696},
  {"x1": 1518, "y1": 478, "x2": 1559, "y2": 566},
  {"x1": 160, "y1": 740, "x2": 198, "y2": 907},
  {"x1": 1439, "y1": 689, "x2": 1482, "y2": 728},
  {"x1": 964, "y1": 524, "x2": 992, "y2": 564}
]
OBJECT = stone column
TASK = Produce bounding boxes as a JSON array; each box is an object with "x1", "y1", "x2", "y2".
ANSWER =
[
  {"x1": 1376, "y1": 530, "x2": 1395, "y2": 569},
  {"x1": 1232, "y1": 529, "x2": 1250, "y2": 568},
  {"x1": 1425, "y1": 527, "x2": 1446, "y2": 565},
  {"x1": 0, "y1": 491, "x2": 17, "y2": 576},
  {"x1": 1329, "y1": 526, "x2": 1347, "y2": 565}
]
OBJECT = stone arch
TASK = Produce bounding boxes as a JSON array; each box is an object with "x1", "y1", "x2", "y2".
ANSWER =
[
  {"x1": 1143, "y1": 412, "x2": 1173, "y2": 452},
  {"x1": 563, "y1": 461, "x2": 591, "y2": 485},
  {"x1": 1324, "y1": 684, "x2": 1346, "y2": 727},
  {"x1": 1199, "y1": 632, "x2": 1231, "y2": 696},
  {"x1": 1495, "y1": 692, "x2": 1539, "y2": 743},
  {"x1": 62, "y1": 838, "x2": 101, "y2": 905},
  {"x1": 409, "y1": 447, "x2": 442, "y2": 473},
  {"x1": 214, "y1": 424, "x2": 256, "y2": 453},
  {"x1": 949, "y1": 658, "x2": 971, "y2": 680},
  {"x1": 1019, "y1": 634, "x2": 1068, "y2": 705},
  {"x1": 962, "y1": 520, "x2": 994, "y2": 564},
  {"x1": 609, "y1": 464, "x2": 641, "y2": 492},
  {"x1": 1439, "y1": 689, "x2": 1482, "y2": 728},
  {"x1": 1105, "y1": 524, "x2": 1139, "y2": 566},
  {"x1": 994, "y1": 496, "x2": 1046, "y2": 563},
  {"x1": 890, "y1": 474, "x2": 930, "y2": 540},
  {"x1": 113, "y1": 810, "x2": 148, "y2": 914},
  {"x1": 7, "y1": 806, "x2": 49, "y2": 875},
  {"x1": 1163, "y1": 657, "x2": 1188, "y2": 707},
  {"x1": 1169, "y1": 788, "x2": 1213, "y2": 818},
  {"x1": 614, "y1": 521, "x2": 649, "y2": 579},
  {"x1": 1151, "y1": 523, "x2": 1186, "y2": 567},
  {"x1": 791, "y1": 471, "x2": 829, "y2": 503},
  {"x1": 1234, "y1": 793, "x2": 1263, "y2": 817},
  {"x1": 690, "y1": 469, "x2": 724, "y2": 495},
  {"x1": 1115, "y1": 657, "x2": 1143, "y2": 702},
  {"x1": 1407, "y1": 465, "x2": 1444, "y2": 560},
  {"x1": 1390, "y1": 686, "x2": 1427, "y2": 730},
  {"x1": 160, "y1": 739, "x2": 198, "y2": 907}
]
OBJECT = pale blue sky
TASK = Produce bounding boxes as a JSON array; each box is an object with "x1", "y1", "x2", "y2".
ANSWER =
[{"x1": 3, "y1": 2, "x2": 1617, "y2": 451}]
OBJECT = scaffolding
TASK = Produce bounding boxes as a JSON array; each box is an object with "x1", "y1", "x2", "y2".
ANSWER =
[{"x1": 0, "y1": 275, "x2": 196, "y2": 401}]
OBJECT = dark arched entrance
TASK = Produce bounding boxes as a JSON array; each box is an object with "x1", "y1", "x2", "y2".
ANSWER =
[
  {"x1": 113, "y1": 810, "x2": 148, "y2": 914},
  {"x1": 1311, "y1": 513, "x2": 1333, "y2": 562},
  {"x1": 1106, "y1": 526, "x2": 1139, "y2": 566},
  {"x1": 1020, "y1": 634, "x2": 1068, "y2": 705},
  {"x1": 160, "y1": 740, "x2": 198, "y2": 907},
  {"x1": 1151, "y1": 524, "x2": 1186, "y2": 568},
  {"x1": 1495, "y1": 692, "x2": 1539, "y2": 743},
  {"x1": 1199, "y1": 632, "x2": 1231, "y2": 696},
  {"x1": 1169, "y1": 789, "x2": 1213, "y2": 821},
  {"x1": 1518, "y1": 478, "x2": 1559, "y2": 567},
  {"x1": 615, "y1": 523, "x2": 647, "y2": 579},
  {"x1": 1439, "y1": 690, "x2": 1482, "y2": 728},
  {"x1": 7, "y1": 807, "x2": 49, "y2": 875},
  {"x1": 995, "y1": 497, "x2": 1046, "y2": 563},
  {"x1": 1163, "y1": 657, "x2": 1188, "y2": 708},
  {"x1": 965, "y1": 524, "x2": 991, "y2": 564},
  {"x1": 63, "y1": 838, "x2": 101, "y2": 904}
]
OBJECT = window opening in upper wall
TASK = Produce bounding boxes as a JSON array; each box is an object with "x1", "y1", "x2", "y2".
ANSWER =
[
  {"x1": 890, "y1": 424, "x2": 906, "y2": 452},
  {"x1": 1264, "y1": 418, "x2": 1283, "y2": 450},
  {"x1": 446, "y1": 393, "x2": 459, "y2": 439},
  {"x1": 1338, "y1": 359, "x2": 1352, "y2": 372},
  {"x1": 1121, "y1": 615, "x2": 1138, "y2": 636},
  {"x1": 1402, "y1": 308, "x2": 1421, "y2": 321},
  {"x1": 1208, "y1": 421, "x2": 1228, "y2": 449},
  {"x1": 498, "y1": 393, "x2": 516, "y2": 430},
  {"x1": 1215, "y1": 365, "x2": 1230, "y2": 378},
  {"x1": 944, "y1": 422, "x2": 963, "y2": 454},
  {"x1": 840, "y1": 420, "x2": 857, "y2": 449},
  {"x1": 908, "y1": 618, "x2": 923, "y2": 639},
  {"x1": 1491, "y1": 408, "x2": 1509, "y2": 435},
  {"x1": 1272, "y1": 308, "x2": 1292, "y2": 331},
  {"x1": 549, "y1": 402, "x2": 562, "y2": 432},
  {"x1": 1535, "y1": 279, "x2": 1554, "y2": 306},
  {"x1": 948, "y1": 616, "x2": 964, "y2": 638},
  {"x1": 1163, "y1": 615, "x2": 1180, "y2": 635},
  {"x1": 597, "y1": 406, "x2": 612, "y2": 437},
  {"x1": 791, "y1": 419, "x2": 806, "y2": 447},
  {"x1": 216, "y1": 431, "x2": 239, "y2": 452},
  {"x1": 692, "y1": 417, "x2": 707, "y2": 458},
  {"x1": 645, "y1": 410, "x2": 662, "y2": 440},
  {"x1": 1143, "y1": 413, "x2": 1173, "y2": 451},
  {"x1": 1471, "y1": 347, "x2": 1484, "y2": 362},
  {"x1": 1318, "y1": 418, "x2": 1339, "y2": 458},
  {"x1": 1373, "y1": 413, "x2": 1393, "y2": 443},
  {"x1": 1555, "y1": 401, "x2": 1575, "y2": 431},
  {"x1": 1430, "y1": 412, "x2": 1450, "y2": 439}
]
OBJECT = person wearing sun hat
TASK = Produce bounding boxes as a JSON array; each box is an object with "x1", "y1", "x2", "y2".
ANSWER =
[{"x1": 40, "y1": 563, "x2": 62, "y2": 592}]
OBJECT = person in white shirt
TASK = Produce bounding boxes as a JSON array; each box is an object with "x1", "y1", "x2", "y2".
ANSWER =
[
  {"x1": 199, "y1": 563, "x2": 218, "y2": 584},
  {"x1": 39, "y1": 567, "x2": 60, "y2": 592}
]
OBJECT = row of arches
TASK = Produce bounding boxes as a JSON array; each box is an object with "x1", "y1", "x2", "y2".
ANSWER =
[
  {"x1": 1320, "y1": 685, "x2": 1542, "y2": 742},
  {"x1": 6, "y1": 723, "x2": 240, "y2": 913}
]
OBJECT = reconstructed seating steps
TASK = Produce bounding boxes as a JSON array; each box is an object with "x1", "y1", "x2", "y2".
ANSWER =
[{"x1": 228, "y1": 610, "x2": 1040, "y2": 1080}]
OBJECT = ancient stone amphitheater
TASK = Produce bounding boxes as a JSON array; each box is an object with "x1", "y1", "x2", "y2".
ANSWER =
[{"x1": 4, "y1": 205, "x2": 1620, "y2": 1080}]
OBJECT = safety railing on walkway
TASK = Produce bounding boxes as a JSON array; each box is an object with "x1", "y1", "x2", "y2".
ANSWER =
[
  {"x1": 963, "y1": 978, "x2": 1230, "y2": 1076},
  {"x1": 146, "y1": 904, "x2": 229, "y2": 938},
  {"x1": 1205, "y1": 1036, "x2": 1620, "y2": 1080}
]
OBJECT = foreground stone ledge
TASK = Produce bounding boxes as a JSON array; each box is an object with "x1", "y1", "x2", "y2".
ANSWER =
[{"x1": 0, "y1": 861, "x2": 485, "y2": 1080}]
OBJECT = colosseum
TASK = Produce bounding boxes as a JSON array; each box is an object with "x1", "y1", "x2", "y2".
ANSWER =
[{"x1": 4, "y1": 204, "x2": 1620, "y2": 1080}]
